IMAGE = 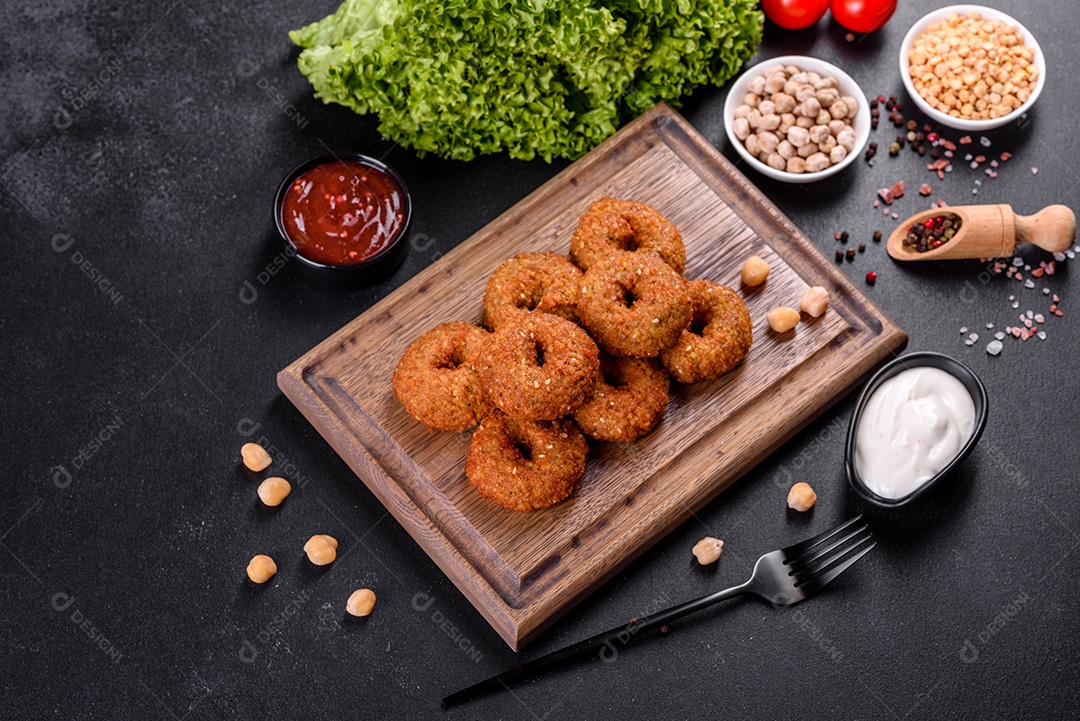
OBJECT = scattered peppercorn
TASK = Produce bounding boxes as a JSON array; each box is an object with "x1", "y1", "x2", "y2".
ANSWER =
[
  {"x1": 889, "y1": 142, "x2": 901, "y2": 156},
  {"x1": 840, "y1": 231, "x2": 849, "y2": 242},
  {"x1": 846, "y1": 247, "x2": 856, "y2": 260},
  {"x1": 872, "y1": 230, "x2": 883, "y2": 242},
  {"x1": 858, "y1": 243, "x2": 866, "y2": 253},
  {"x1": 866, "y1": 271, "x2": 878, "y2": 284},
  {"x1": 835, "y1": 249, "x2": 844, "y2": 262}
]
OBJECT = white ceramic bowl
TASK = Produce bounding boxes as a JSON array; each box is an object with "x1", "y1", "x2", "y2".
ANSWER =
[
  {"x1": 899, "y1": 5, "x2": 1046, "y2": 132},
  {"x1": 723, "y1": 55, "x2": 871, "y2": 184}
]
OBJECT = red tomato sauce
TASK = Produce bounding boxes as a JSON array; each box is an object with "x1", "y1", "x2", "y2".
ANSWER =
[{"x1": 281, "y1": 159, "x2": 406, "y2": 266}]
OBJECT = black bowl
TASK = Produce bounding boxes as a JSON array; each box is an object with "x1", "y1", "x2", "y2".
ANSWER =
[
  {"x1": 273, "y1": 153, "x2": 411, "y2": 288},
  {"x1": 845, "y1": 352, "x2": 989, "y2": 507}
]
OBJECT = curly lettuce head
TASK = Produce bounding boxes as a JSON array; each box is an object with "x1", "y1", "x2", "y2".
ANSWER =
[{"x1": 290, "y1": 0, "x2": 762, "y2": 162}]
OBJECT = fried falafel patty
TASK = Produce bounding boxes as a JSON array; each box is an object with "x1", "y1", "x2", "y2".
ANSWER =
[
  {"x1": 572, "y1": 354, "x2": 670, "y2": 442},
  {"x1": 476, "y1": 313, "x2": 600, "y2": 421},
  {"x1": 569, "y1": 197, "x2": 686, "y2": 274},
  {"x1": 465, "y1": 411, "x2": 587, "y2": 512},
  {"x1": 483, "y1": 252, "x2": 582, "y2": 331},
  {"x1": 659, "y1": 280, "x2": 752, "y2": 383},
  {"x1": 392, "y1": 322, "x2": 493, "y2": 431},
  {"x1": 578, "y1": 251, "x2": 692, "y2": 358}
]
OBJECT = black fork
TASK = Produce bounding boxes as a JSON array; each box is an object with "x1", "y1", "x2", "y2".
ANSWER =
[{"x1": 443, "y1": 516, "x2": 873, "y2": 708}]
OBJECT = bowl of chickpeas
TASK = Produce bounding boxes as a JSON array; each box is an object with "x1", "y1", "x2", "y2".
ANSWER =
[
  {"x1": 900, "y1": 5, "x2": 1046, "y2": 131},
  {"x1": 723, "y1": 56, "x2": 871, "y2": 184}
]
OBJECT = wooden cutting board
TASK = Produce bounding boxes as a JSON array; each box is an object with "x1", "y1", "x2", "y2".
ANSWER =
[{"x1": 277, "y1": 103, "x2": 907, "y2": 651}]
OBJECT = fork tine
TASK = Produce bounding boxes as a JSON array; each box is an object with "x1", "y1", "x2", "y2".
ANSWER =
[
  {"x1": 780, "y1": 515, "x2": 863, "y2": 559},
  {"x1": 787, "y1": 526, "x2": 871, "y2": 577},
  {"x1": 797, "y1": 539, "x2": 875, "y2": 592}
]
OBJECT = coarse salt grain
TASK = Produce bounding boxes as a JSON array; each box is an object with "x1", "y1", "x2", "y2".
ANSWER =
[{"x1": 986, "y1": 340, "x2": 1003, "y2": 356}]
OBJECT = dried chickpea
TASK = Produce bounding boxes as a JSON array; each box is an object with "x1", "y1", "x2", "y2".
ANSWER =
[
  {"x1": 800, "y1": 286, "x2": 830, "y2": 317},
  {"x1": 241, "y1": 442, "x2": 272, "y2": 472},
  {"x1": 304, "y1": 534, "x2": 339, "y2": 566},
  {"x1": 741, "y1": 255, "x2": 770, "y2": 286},
  {"x1": 805, "y1": 152, "x2": 831, "y2": 173},
  {"x1": 734, "y1": 64, "x2": 858, "y2": 175},
  {"x1": 692, "y1": 537, "x2": 724, "y2": 565},
  {"x1": 787, "y1": 482, "x2": 817, "y2": 512},
  {"x1": 767, "y1": 306, "x2": 800, "y2": 333},
  {"x1": 257, "y1": 477, "x2": 291, "y2": 507},
  {"x1": 346, "y1": 588, "x2": 377, "y2": 617},
  {"x1": 246, "y1": 554, "x2": 277, "y2": 583}
]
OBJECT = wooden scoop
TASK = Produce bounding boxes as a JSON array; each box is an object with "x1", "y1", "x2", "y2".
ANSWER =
[{"x1": 887, "y1": 204, "x2": 1077, "y2": 261}]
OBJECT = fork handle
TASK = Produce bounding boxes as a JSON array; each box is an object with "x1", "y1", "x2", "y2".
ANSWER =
[{"x1": 442, "y1": 581, "x2": 752, "y2": 708}]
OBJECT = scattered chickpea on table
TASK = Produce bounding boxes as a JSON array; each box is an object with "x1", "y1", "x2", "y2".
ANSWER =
[
  {"x1": 741, "y1": 255, "x2": 771, "y2": 286},
  {"x1": 304, "y1": 534, "x2": 339, "y2": 566},
  {"x1": 767, "y1": 306, "x2": 801, "y2": 333},
  {"x1": 346, "y1": 588, "x2": 377, "y2": 617},
  {"x1": 241, "y1": 442, "x2": 272, "y2": 472},
  {"x1": 692, "y1": 537, "x2": 725, "y2": 565},
  {"x1": 246, "y1": 554, "x2": 277, "y2": 583},
  {"x1": 257, "y1": 477, "x2": 292, "y2": 507},
  {"x1": 787, "y1": 482, "x2": 817, "y2": 512},
  {"x1": 800, "y1": 286, "x2": 829, "y2": 317}
]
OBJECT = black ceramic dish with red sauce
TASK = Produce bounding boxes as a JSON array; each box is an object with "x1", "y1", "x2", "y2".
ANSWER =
[{"x1": 274, "y1": 153, "x2": 411, "y2": 284}]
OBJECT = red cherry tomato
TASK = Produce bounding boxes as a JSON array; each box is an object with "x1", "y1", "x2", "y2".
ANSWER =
[
  {"x1": 829, "y1": 0, "x2": 896, "y2": 33},
  {"x1": 761, "y1": 0, "x2": 830, "y2": 30}
]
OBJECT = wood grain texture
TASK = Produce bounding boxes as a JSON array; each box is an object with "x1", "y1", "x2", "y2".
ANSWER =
[{"x1": 277, "y1": 104, "x2": 907, "y2": 651}]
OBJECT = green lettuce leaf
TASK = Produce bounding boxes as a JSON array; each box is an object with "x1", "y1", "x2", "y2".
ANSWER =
[{"x1": 290, "y1": 0, "x2": 762, "y2": 161}]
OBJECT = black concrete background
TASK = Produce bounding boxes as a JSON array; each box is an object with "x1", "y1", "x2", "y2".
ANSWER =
[{"x1": 3, "y1": 1, "x2": 1078, "y2": 718}]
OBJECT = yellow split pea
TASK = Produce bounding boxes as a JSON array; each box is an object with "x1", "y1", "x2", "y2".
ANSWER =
[{"x1": 908, "y1": 12, "x2": 1038, "y2": 120}]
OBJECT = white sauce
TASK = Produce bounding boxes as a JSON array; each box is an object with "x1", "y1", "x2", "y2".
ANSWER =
[{"x1": 855, "y1": 367, "x2": 976, "y2": 499}]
